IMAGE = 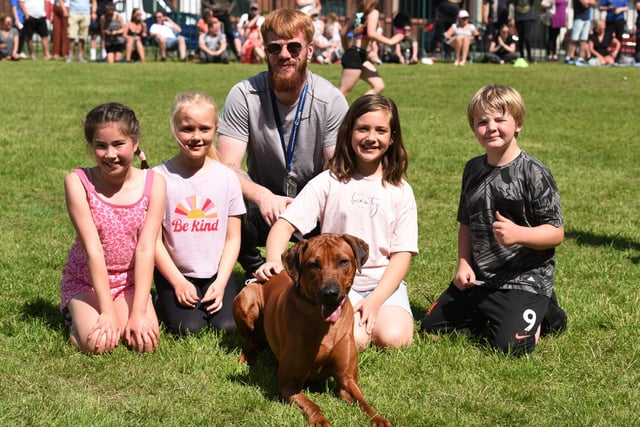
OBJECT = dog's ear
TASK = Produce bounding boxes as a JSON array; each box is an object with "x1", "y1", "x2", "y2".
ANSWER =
[
  {"x1": 282, "y1": 240, "x2": 306, "y2": 283},
  {"x1": 341, "y1": 234, "x2": 369, "y2": 273}
]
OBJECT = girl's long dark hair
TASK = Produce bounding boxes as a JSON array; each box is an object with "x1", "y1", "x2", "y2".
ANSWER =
[{"x1": 329, "y1": 94, "x2": 408, "y2": 186}]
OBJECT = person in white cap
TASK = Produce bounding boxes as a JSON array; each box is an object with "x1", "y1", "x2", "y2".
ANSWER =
[
  {"x1": 295, "y1": 0, "x2": 321, "y2": 16},
  {"x1": 444, "y1": 9, "x2": 481, "y2": 66}
]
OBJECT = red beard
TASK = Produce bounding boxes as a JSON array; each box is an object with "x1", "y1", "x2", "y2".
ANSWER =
[{"x1": 268, "y1": 59, "x2": 308, "y2": 93}]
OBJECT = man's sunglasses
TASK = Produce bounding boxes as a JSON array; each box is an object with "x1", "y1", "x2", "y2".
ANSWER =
[{"x1": 266, "y1": 42, "x2": 305, "y2": 56}]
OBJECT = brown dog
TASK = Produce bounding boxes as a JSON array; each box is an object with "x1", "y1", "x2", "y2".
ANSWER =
[{"x1": 232, "y1": 233, "x2": 391, "y2": 427}]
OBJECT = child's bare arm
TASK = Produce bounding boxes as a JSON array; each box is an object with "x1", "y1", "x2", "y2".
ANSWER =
[
  {"x1": 64, "y1": 172, "x2": 120, "y2": 350},
  {"x1": 454, "y1": 224, "x2": 476, "y2": 289},
  {"x1": 155, "y1": 231, "x2": 199, "y2": 307},
  {"x1": 201, "y1": 215, "x2": 242, "y2": 312},
  {"x1": 127, "y1": 173, "x2": 165, "y2": 352},
  {"x1": 254, "y1": 218, "x2": 297, "y2": 281},
  {"x1": 355, "y1": 251, "x2": 412, "y2": 334}
]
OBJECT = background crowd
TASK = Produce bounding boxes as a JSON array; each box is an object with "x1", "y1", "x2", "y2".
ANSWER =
[{"x1": 2, "y1": 0, "x2": 639, "y2": 66}]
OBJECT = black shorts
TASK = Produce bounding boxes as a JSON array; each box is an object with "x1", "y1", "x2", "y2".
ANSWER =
[
  {"x1": 421, "y1": 283, "x2": 550, "y2": 355},
  {"x1": 90, "y1": 17, "x2": 103, "y2": 36},
  {"x1": 105, "y1": 43, "x2": 125, "y2": 53},
  {"x1": 24, "y1": 17, "x2": 48, "y2": 39},
  {"x1": 341, "y1": 46, "x2": 367, "y2": 70}
]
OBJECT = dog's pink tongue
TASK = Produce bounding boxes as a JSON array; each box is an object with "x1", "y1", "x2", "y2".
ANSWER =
[
  {"x1": 322, "y1": 298, "x2": 346, "y2": 323},
  {"x1": 323, "y1": 304, "x2": 342, "y2": 322}
]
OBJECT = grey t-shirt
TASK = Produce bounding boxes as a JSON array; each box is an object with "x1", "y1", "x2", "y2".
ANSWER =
[
  {"x1": 200, "y1": 32, "x2": 225, "y2": 51},
  {"x1": 217, "y1": 71, "x2": 348, "y2": 196}
]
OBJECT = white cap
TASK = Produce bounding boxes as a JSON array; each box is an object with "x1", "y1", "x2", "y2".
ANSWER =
[{"x1": 458, "y1": 10, "x2": 469, "y2": 18}]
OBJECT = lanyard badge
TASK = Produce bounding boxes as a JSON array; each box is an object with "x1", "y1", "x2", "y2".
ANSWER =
[
  {"x1": 283, "y1": 175, "x2": 298, "y2": 198},
  {"x1": 270, "y1": 79, "x2": 308, "y2": 198}
]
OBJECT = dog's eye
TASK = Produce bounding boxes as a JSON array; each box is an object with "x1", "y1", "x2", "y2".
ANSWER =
[
  {"x1": 307, "y1": 261, "x2": 321, "y2": 270},
  {"x1": 339, "y1": 259, "x2": 351, "y2": 267}
]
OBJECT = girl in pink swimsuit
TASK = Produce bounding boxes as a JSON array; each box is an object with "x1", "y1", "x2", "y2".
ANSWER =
[{"x1": 60, "y1": 102, "x2": 166, "y2": 355}]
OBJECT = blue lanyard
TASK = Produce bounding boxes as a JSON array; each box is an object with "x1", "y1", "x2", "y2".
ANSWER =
[{"x1": 270, "y1": 80, "x2": 308, "y2": 173}]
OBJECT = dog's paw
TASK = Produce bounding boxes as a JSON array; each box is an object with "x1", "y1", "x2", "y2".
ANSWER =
[
  {"x1": 370, "y1": 415, "x2": 391, "y2": 427},
  {"x1": 238, "y1": 351, "x2": 257, "y2": 366},
  {"x1": 308, "y1": 412, "x2": 331, "y2": 427}
]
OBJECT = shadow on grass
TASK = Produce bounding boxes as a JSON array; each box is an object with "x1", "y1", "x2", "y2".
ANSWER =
[
  {"x1": 565, "y1": 229, "x2": 640, "y2": 264},
  {"x1": 227, "y1": 348, "x2": 340, "y2": 407},
  {"x1": 20, "y1": 297, "x2": 65, "y2": 331},
  {"x1": 227, "y1": 346, "x2": 282, "y2": 402}
]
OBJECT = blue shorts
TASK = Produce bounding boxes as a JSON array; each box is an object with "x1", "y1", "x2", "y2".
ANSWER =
[
  {"x1": 349, "y1": 281, "x2": 413, "y2": 316},
  {"x1": 166, "y1": 37, "x2": 179, "y2": 50},
  {"x1": 571, "y1": 18, "x2": 592, "y2": 42}
]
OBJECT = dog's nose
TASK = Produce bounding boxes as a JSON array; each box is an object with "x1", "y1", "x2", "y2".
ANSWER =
[{"x1": 321, "y1": 282, "x2": 340, "y2": 303}]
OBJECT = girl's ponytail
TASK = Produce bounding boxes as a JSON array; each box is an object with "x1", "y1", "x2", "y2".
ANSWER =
[{"x1": 135, "y1": 148, "x2": 149, "y2": 169}]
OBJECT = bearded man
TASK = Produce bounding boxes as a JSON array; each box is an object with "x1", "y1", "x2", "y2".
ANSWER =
[{"x1": 217, "y1": 8, "x2": 348, "y2": 278}]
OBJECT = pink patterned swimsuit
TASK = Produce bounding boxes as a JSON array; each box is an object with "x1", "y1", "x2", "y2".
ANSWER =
[{"x1": 59, "y1": 168, "x2": 155, "y2": 311}]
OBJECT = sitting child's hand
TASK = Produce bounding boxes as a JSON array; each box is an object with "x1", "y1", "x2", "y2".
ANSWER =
[
  {"x1": 493, "y1": 210, "x2": 520, "y2": 247},
  {"x1": 253, "y1": 262, "x2": 283, "y2": 282}
]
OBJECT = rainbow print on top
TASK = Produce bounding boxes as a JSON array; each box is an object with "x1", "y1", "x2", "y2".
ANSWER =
[{"x1": 174, "y1": 195, "x2": 219, "y2": 219}]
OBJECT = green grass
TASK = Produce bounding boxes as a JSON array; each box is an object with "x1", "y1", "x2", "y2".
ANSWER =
[{"x1": 1, "y1": 60, "x2": 639, "y2": 426}]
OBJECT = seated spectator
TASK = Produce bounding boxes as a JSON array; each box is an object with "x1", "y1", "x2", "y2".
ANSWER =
[
  {"x1": 125, "y1": 8, "x2": 147, "y2": 62},
  {"x1": 237, "y1": 2, "x2": 265, "y2": 64},
  {"x1": 394, "y1": 24, "x2": 419, "y2": 64},
  {"x1": 100, "y1": 2, "x2": 125, "y2": 63},
  {"x1": 0, "y1": 14, "x2": 20, "y2": 60},
  {"x1": 199, "y1": 18, "x2": 228, "y2": 63},
  {"x1": 313, "y1": 16, "x2": 342, "y2": 63},
  {"x1": 197, "y1": 7, "x2": 214, "y2": 36},
  {"x1": 150, "y1": 10, "x2": 186, "y2": 62},
  {"x1": 589, "y1": 19, "x2": 620, "y2": 66},
  {"x1": 484, "y1": 23, "x2": 519, "y2": 63},
  {"x1": 444, "y1": 9, "x2": 481, "y2": 66}
]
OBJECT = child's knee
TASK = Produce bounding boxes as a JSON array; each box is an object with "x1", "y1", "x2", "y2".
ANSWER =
[
  {"x1": 370, "y1": 80, "x2": 385, "y2": 94},
  {"x1": 353, "y1": 327, "x2": 371, "y2": 352},
  {"x1": 75, "y1": 331, "x2": 113, "y2": 355},
  {"x1": 374, "y1": 323, "x2": 414, "y2": 349}
]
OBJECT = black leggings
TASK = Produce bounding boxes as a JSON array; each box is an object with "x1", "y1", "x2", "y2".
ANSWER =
[
  {"x1": 605, "y1": 20, "x2": 625, "y2": 60},
  {"x1": 515, "y1": 19, "x2": 534, "y2": 62},
  {"x1": 546, "y1": 27, "x2": 561, "y2": 56},
  {"x1": 154, "y1": 269, "x2": 238, "y2": 336}
]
